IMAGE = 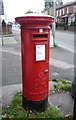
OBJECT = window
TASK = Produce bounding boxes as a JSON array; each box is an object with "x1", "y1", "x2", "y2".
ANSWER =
[
  {"x1": 66, "y1": 7, "x2": 69, "y2": 14},
  {"x1": 60, "y1": 9, "x2": 61, "y2": 16},
  {"x1": 73, "y1": 6, "x2": 76, "y2": 14},
  {"x1": 45, "y1": 2, "x2": 53, "y2": 9},
  {"x1": 62, "y1": 9, "x2": 64, "y2": 15},
  {"x1": 56, "y1": 10, "x2": 58, "y2": 16},
  {"x1": 61, "y1": 9, "x2": 64, "y2": 15}
]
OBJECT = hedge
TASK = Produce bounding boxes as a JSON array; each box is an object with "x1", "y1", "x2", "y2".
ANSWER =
[
  {"x1": 56, "y1": 22, "x2": 65, "y2": 27},
  {"x1": 71, "y1": 22, "x2": 76, "y2": 26}
]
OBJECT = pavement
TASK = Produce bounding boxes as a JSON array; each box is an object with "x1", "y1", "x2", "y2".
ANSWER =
[
  {"x1": 0, "y1": 32, "x2": 74, "y2": 115},
  {"x1": 49, "y1": 81, "x2": 74, "y2": 114}
]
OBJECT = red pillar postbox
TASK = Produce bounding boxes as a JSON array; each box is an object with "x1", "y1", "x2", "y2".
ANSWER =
[{"x1": 15, "y1": 14, "x2": 54, "y2": 112}]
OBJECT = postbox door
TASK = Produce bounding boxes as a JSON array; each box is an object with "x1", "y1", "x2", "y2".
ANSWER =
[
  {"x1": 32, "y1": 42, "x2": 49, "y2": 100},
  {"x1": 22, "y1": 29, "x2": 50, "y2": 101}
]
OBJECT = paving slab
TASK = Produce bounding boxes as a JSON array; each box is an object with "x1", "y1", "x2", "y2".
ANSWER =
[
  {"x1": 50, "y1": 58, "x2": 74, "y2": 69},
  {"x1": 3, "y1": 37, "x2": 17, "y2": 45},
  {"x1": 49, "y1": 92, "x2": 74, "y2": 115},
  {"x1": 49, "y1": 81, "x2": 58, "y2": 90},
  {"x1": 1, "y1": 84, "x2": 22, "y2": 108},
  {"x1": 0, "y1": 38, "x2": 2, "y2": 46}
]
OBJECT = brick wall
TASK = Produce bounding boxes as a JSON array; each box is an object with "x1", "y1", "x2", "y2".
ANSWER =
[
  {"x1": 69, "y1": 5, "x2": 74, "y2": 14},
  {"x1": 57, "y1": 4, "x2": 74, "y2": 18},
  {"x1": 56, "y1": 26, "x2": 76, "y2": 31}
]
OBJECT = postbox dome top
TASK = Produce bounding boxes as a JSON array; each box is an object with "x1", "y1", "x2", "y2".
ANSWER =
[{"x1": 15, "y1": 14, "x2": 54, "y2": 27}]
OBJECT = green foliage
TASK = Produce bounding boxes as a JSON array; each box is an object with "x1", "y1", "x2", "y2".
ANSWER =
[
  {"x1": 54, "y1": 43, "x2": 58, "y2": 47},
  {"x1": 60, "y1": 84, "x2": 72, "y2": 91},
  {"x1": 56, "y1": 22, "x2": 65, "y2": 27},
  {"x1": 0, "y1": 109, "x2": 2, "y2": 120},
  {"x1": 60, "y1": 79, "x2": 72, "y2": 84},
  {"x1": 71, "y1": 22, "x2": 76, "y2": 26},
  {"x1": 32, "y1": 106, "x2": 65, "y2": 119},
  {"x1": 54, "y1": 84, "x2": 72, "y2": 91},
  {"x1": 54, "y1": 84, "x2": 60, "y2": 89},
  {"x1": 25, "y1": 10, "x2": 33, "y2": 14},
  {"x1": 56, "y1": 21, "x2": 76, "y2": 27},
  {"x1": 50, "y1": 79, "x2": 60, "y2": 82},
  {"x1": 3, "y1": 92, "x2": 27, "y2": 118},
  {"x1": 50, "y1": 79, "x2": 72, "y2": 91},
  {"x1": 50, "y1": 79, "x2": 72, "y2": 84}
]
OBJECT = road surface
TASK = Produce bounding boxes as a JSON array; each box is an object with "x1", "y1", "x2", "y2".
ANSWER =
[
  {"x1": 12, "y1": 26, "x2": 74, "y2": 53},
  {"x1": 55, "y1": 30, "x2": 74, "y2": 53}
]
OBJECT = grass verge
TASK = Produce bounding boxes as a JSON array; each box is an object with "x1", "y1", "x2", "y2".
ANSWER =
[
  {"x1": 50, "y1": 79, "x2": 72, "y2": 92},
  {"x1": 54, "y1": 84, "x2": 72, "y2": 92},
  {"x1": 54, "y1": 43, "x2": 59, "y2": 47},
  {"x1": 50, "y1": 79, "x2": 72, "y2": 84},
  {"x1": 2, "y1": 92, "x2": 66, "y2": 119}
]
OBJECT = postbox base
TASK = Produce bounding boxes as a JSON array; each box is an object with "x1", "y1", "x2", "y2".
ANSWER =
[{"x1": 22, "y1": 96, "x2": 48, "y2": 112}]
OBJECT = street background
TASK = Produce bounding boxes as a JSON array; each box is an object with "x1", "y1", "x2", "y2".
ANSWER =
[
  {"x1": 0, "y1": 26, "x2": 74, "y2": 114},
  {"x1": 1, "y1": 27, "x2": 74, "y2": 86},
  {"x1": 0, "y1": 0, "x2": 76, "y2": 118}
]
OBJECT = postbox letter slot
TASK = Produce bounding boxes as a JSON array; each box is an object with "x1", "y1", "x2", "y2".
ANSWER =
[
  {"x1": 33, "y1": 34, "x2": 48, "y2": 38},
  {"x1": 32, "y1": 33, "x2": 48, "y2": 41}
]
